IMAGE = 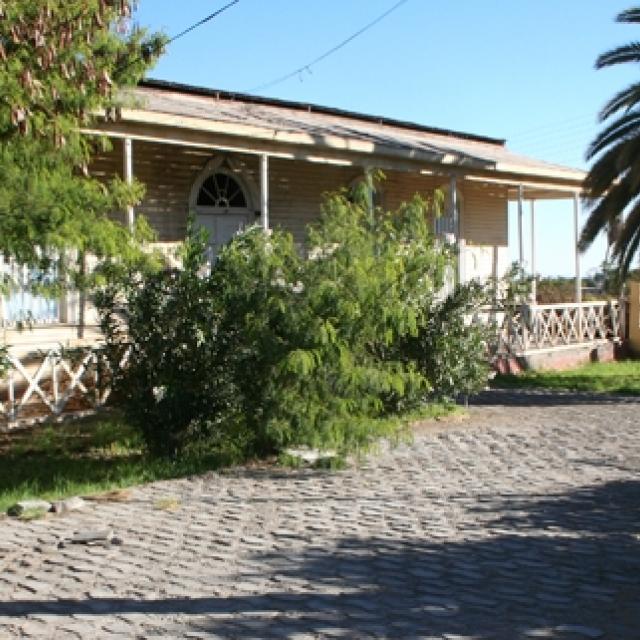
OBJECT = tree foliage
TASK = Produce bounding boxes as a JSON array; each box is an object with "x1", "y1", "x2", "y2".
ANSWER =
[
  {"x1": 0, "y1": 1, "x2": 165, "y2": 282},
  {"x1": 99, "y1": 190, "x2": 493, "y2": 458},
  {"x1": 581, "y1": 6, "x2": 640, "y2": 278}
]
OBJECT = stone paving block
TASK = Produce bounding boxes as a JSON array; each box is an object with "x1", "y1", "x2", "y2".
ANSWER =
[{"x1": 2, "y1": 391, "x2": 640, "y2": 638}]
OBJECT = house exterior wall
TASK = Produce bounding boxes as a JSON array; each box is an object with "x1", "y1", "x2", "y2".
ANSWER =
[
  {"x1": 460, "y1": 182, "x2": 510, "y2": 283},
  {"x1": 89, "y1": 140, "x2": 510, "y2": 281}
]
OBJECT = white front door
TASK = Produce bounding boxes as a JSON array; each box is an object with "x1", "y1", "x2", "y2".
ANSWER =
[{"x1": 196, "y1": 212, "x2": 251, "y2": 261}]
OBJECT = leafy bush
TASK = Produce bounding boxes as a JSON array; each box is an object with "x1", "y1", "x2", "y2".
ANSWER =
[
  {"x1": 401, "y1": 281, "x2": 493, "y2": 401},
  {"x1": 99, "y1": 189, "x2": 493, "y2": 458},
  {"x1": 97, "y1": 232, "x2": 244, "y2": 457}
]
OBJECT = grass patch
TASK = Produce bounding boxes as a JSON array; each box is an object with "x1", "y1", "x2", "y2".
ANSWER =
[
  {"x1": 0, "y1": 412, "x2": 235, "y2": 513},
  {"x1": 0, "y1": 402, "x2": 458, "y2": 513},
  {"x1": 493, "y1": 359, "x2": 640, "y2": 395}
]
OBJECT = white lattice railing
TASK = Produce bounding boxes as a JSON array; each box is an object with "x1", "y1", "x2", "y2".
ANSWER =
[
  {"x1": 498, "y1": 300, "x2": 622, "y2": 354},
  {"x1": 0, "y1": 346, "x2": 129, "y2": 425}
]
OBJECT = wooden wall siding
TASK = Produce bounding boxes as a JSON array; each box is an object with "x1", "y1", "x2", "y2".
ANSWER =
[
  {"x1": 90, "y1": 141, "x2": 509, "y2": 253},
  {"x1": 89, "y1": 138, "x2": 127, "y2": 228},
  {"x1": 461, "y1": 182, "x2": 509, "y2": 247},
  {"x1": 269, "y1": 158, "x2": 354, "y2": 242},
  {"x1": 380, "y1": 170, "x2": 442, "y2": 213},
  {"x1": 379, "y1": 170, "x2": 508, "y2": 248},
  {"x1": 90, "y1": 141, "x2": 262, "y2": 241},
  {"x1": 462, "y1": 245, "x2": 510, "y2": 282}
]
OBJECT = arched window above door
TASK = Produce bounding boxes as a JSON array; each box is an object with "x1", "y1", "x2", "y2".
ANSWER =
[
  {"x1": 196, "y1": 172, "x2": 248, "y2": 209},
  {"x1": 189, "y1": 156, "x2": 258, "y2": 262},
  {"x1": 189, "y1": 156, "x2": 257, "y2": 214}
]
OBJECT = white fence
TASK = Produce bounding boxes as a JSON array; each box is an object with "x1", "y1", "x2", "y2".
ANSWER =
[
  {"x1": 498, "y1": 300, "x2": 622, "y2": 354},
  {"x1": 0, "y1": 347, "x2": 127, "y2": 426}
]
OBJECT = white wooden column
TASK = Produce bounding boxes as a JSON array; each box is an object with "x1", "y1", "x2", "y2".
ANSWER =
[
  {"x1": 451, "y1": 175, "x2": 465, "y2": 283},
  {"x1": 450, "y1": 174, "x2": 458, "y2": 237},
  {"x1": 517, "y1": 184, "x2": 524, "y2": 268},
  {"x1": 260, "y1": 153, "x2": 269, "y2": 231},
  {"x1": 124, "y1": 137, "x2": 135, "y2": 231},
  {"x1": 573, "y1": 192, "x2": 582, "y2": 303},
  {"x1": 530, "y1": 199, "x2": 537, "y2": 303}
]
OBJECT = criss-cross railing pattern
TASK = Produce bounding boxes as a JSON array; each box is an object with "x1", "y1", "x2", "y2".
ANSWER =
[
  {"x1": 0, "y1": 346, "x2": 130, "y2": 425},
  {"x1": 498, "y1": 300, "x2": 621, "y2": 354}
]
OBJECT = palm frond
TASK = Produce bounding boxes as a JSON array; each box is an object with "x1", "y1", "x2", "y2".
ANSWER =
[
  {"x1": 614, "y1": 198, "x2": 640, "y2": 276},
  {"x1": 600, "y1": 82, "x2": 640, "y2": 120},
  {"x1": 620, "y1": 226, "x2": 640, "y2": 276},
  {"x1": 586, "y1": 9, "x2": 640, "y2": 275},
  {"x1": 584, "y1": 142, "x2": 626, "y2": 194},
  {"x1": 580, "y1": 179, "x2": 633, "y2": 249},
  {"x1": 585, "y1": 135, "x2": 640, "y2": 195},
  {"x1": 596, "y1": 42, "x2": 640, "y2": 69},
  {"x1": 625, "y1": 154, "x2": 640, "y2": 193},
  {"x1": 578, "y1": 201, "x2": 615, "y2": 251},
  {"x1": 617, "y1": 8, "x2": 640, "y2": 24},
  {"x1": 587, "y1": 111, "x2": 640, "y2": 158}
]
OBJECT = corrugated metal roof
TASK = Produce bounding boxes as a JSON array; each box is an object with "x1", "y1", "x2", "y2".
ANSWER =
[{"x1": 124, "y1": 79, "x2": 584, "y2": 185}]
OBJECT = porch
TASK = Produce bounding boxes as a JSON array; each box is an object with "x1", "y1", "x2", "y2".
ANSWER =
[{"x1": 0, "y1": 80, "x2": 616, "y2": 423}]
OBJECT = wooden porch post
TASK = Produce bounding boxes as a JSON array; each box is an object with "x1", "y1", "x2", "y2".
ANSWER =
[
  {"x1": 574, "y1": 192, "x2": 583, "y2": 342},
  {"x1": 517, "y1": 184, "x2": 524, "y2": 268},
  {"x1": 573, "y1": 192, "x2": 582, "y2": 303},
  {"x1": 124, "y1": 137, "x2": 135, "y2": 231},
  {"x1": 530, "y1": 199, "x2": 537, "y2": 303},
  {"x1": 260, "y1": 153, "x2": 269, "y2": 231},
  {"x1": 451, "y1": 174, "x2": 465, "y2": 283}
]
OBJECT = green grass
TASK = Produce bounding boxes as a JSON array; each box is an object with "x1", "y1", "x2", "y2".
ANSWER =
[
  {"x1": 0, "y1": 413, "x2": 232, "y2": 513},
  {"x1": 493, "y1": 359, "x2": 640, "y2": 395},
  {"x1": 0, "y1": 402, "x2": 459, "y2": 513}
]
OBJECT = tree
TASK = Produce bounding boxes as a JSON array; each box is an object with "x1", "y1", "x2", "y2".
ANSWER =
[
  {"x1": 580, "y1": 7, "x2": 640, "y2": 279},
  {"x1": 0, "y1": 1, "x2": 165, "y2": 288}
]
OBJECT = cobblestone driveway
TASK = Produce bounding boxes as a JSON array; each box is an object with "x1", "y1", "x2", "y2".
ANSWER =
[{"x1": 1, "y1": 389, "x2": 639, "y2": 639}]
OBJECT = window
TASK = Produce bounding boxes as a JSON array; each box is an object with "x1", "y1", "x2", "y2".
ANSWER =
[{"x1": 196, "y1": 172, "x2": 248, "y2": 209}]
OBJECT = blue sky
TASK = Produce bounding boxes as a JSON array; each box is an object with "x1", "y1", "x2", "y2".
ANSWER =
[{"x1": 134, "y1": 1, "x2": 636, "y2": 277}]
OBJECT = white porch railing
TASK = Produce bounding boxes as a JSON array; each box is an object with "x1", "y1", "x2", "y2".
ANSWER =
[
  {"x1": 497, "y1": 300, "x2": 622, "y2": 354},
  {"x1": 0, "y1": 347, "x2": 126, "y2": 426}
]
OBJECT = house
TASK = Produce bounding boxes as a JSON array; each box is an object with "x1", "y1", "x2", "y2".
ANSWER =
[{"x1": 3, "y1": 79, "x2": 617, "y2": 372}]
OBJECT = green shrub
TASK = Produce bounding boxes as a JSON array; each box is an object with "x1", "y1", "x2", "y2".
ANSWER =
[
  {"x1": 96, "y1": 230, "x2": 244, "y2": 457},
  {"x1": 99, "y1": 188, "x2": 492, "y2": 458},
  {"x1": 402, "y1": 281, "x2": 493, "y2": 401}
]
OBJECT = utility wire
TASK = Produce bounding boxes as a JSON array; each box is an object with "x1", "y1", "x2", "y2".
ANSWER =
[
  {"x1": 116, "y1": 1, "x2": 240, "y2": 76},
  {"x1": 246, "y1": 0, "x2": 410, "y2": 93},
  {"x1": 504, "y1": 112, "x2": 595, "y2": 140},
  {"x1": 167, "y1": 0, "x2": 240, "y2": 45}
]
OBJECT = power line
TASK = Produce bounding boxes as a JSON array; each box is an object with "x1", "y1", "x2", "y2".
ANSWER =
[
  {"x1": 168, "y1": 0, "x2": 240, "y2": 45},
  {"x1": 116, "y1": 1, "x2": 241, "y2": 76},
  {"x1": 509, "y1": 120, "x2": 596, "y2": 145},
  {"x1": 246, "y1": 0, "x2": 410, "y2": 93},
  {"x1": 504, "y1": 112, "x2": 595, "y2": 139}
]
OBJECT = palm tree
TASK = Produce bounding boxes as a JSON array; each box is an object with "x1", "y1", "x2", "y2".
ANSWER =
[{"x1": 580, "y1": 7, "x2": 640, "y2": 277}]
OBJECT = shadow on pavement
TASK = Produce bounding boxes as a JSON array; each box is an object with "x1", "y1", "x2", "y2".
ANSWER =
[
  {"x1": 471, "y1": 387, "x2": 640, "y2": 407},
  {"x1": 4, "y1": 480, "x2": 639, "y2": 639}
]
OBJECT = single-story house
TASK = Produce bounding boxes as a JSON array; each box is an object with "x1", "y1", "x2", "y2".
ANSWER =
[{"x1": 2, "y1": 78, "x2": 588, "y2": 357}]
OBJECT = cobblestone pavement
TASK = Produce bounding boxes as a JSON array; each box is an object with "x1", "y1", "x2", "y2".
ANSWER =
[{"x1": 1, "y1": 389, "x2": 639, "y2": 639}]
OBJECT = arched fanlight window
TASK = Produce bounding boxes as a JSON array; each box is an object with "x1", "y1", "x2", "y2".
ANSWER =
[
  {"x1": 189, "y1": 157, "x2": 257, "y2": 214},
  {"x1": 196, "y1": 172, "x2": 248, "y2": 209},
  {"x1": 189, "y1": 157, "x2": 258, "y2": 262}
]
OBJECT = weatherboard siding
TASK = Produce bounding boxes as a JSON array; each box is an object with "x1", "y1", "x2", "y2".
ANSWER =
[{"x1": 90, "y1": 141, "x2": 509, "y2": 279}]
